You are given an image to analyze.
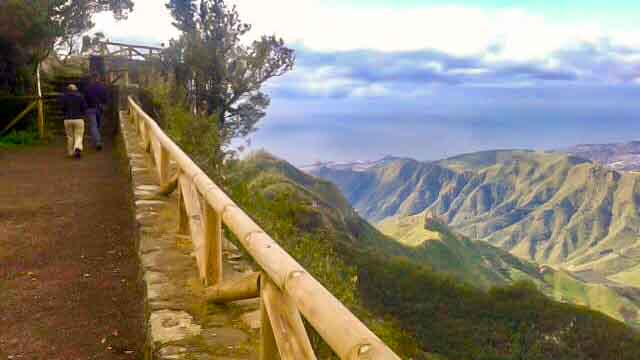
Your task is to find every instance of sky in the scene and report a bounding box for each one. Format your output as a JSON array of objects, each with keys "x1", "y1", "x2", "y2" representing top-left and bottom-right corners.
[{"x1": 93, "y1": 0, "x2": 640, "y2": 165}]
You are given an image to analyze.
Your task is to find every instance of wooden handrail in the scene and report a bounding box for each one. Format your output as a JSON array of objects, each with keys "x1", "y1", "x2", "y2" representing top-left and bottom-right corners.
[
  {"x1": 104, "y1": 41, "x2": 163, "y2": 51},
  {"x1": 127, "y1": 97, "x2": 401, "y2": 360}
]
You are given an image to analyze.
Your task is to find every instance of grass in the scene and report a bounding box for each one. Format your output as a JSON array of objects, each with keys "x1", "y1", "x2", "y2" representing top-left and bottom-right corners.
[
  {"x1": 0, "y1": 129, "x2": 40, "y2": 149},
  {"x1": 377, "y1": 213, "x2": 441, "y2": 246},
  {"x1": 544, "y1": 269, "x2": 640, "y2": 325},
  {"x1": 609, "y1": 265, "x2": 640, "y2": 288}
]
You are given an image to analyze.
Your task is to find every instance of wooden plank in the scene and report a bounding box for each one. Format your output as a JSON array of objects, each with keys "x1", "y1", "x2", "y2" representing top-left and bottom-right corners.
[
  {"x1": 203, "y1": 197, "x2": 223, "y2": 285},
  {"x1": 159, "y1": 146, "x2": 170, "y2": 186},
  {"x1": 206, "y1": 272, "x2": 259, "y2": 303},
  {"x1": 104, "y1": 41, "x2": 163, "y2": 51},
  {"x1": 261, "y1": 276, "x2": 317, "y2": 360},
  {"x1": 37, "y1": 98, "x2": 45, "y2": 139},
  {"x1": 260, "y1": 274, "x2": 280, "y2": 360},
  {"x1": 179, "y1": 175, "x2": 207, "y2": 281},
  {"x1": 1, "y1": 101, "x2": 37, "y2": 135},
  {"x1": 159, "y1": 172, "x2": 179, "y2": 196},
  {"x1": 150, "y1": 136, "x2": 163, "y2": 179},
  {"x1": 177, "y1": 172, "x2": 190, "y2": 235},
  {"x1": 36, "y1": 63, "x2": 44, "y2": 139}
]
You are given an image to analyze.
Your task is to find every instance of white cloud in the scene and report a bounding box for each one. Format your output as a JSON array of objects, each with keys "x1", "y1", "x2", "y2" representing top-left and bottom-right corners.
[
  {"x1": 230, "y1": 0, "x2": 640, "y2": 61},
  {"x1": 92, "y1": 0, "x2": 179, "y2": 46},
  {"x1": 350, "y1": 83, "x2": 389, "y2": 97},
  {"x1": 93, "y1": 0, "x2": 640, "y2": 63}
]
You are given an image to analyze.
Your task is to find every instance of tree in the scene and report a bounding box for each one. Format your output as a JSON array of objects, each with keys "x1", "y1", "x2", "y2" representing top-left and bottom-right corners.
[
  {"x1": 166, "y1": 0, "x2": 196, "y2": 33},
  {"x1": 81, "y1": 32, "x2": 107, "y2": 55},
  {"x1": 0, "y1": 0, "x2": 134, "y2": 93},
  {"x1": 0, "y1": 1, "x2": 51, "y2": 94},
  {"x1": 47, "y1": 0, "x2": 135, "y2": 61},
  {"x1": 165, "y1": 0, "x2": 295, "y2": 146}
]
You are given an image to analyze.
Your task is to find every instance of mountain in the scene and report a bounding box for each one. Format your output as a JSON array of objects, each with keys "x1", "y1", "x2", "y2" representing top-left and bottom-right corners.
[
  {"x1": 232, "y1": 151, "x2": 541, "y2": 289},
  {"x1": 299, "y1": 155, "x2": 404, "y2": 173},
  {"x1": 558, "y1": 141, "x2": 640, "y2": 172},
  {"x1": 226, "y1": 151, "x2": 640, "y2": 359},
  {"x1": 308, "y1": 150, "x2": 640, "y2": 309}
]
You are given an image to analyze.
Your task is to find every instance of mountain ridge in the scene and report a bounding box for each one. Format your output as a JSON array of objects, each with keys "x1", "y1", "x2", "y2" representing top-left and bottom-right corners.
[
  {"x1": 229, "y1": 151, "x2": 640, "y2": 358},
  {"x1": 307, "y1": 148, "x2": 640, "y2": 295}
]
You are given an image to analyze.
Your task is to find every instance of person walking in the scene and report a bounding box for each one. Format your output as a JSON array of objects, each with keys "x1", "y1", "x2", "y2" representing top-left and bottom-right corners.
[
  {"x1": 85, "y1": 73, "x2": 109, "y2": 150},
  {"x1": 61, "y1": 84, "x2": 88, "y2": 159}
]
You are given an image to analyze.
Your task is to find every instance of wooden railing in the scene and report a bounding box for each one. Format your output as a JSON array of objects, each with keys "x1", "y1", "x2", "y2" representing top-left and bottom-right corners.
[
  {"x1": 0, "y1": 96, "x2": 45, "y2": 139},
  {"x1": 127, "y1": 97, "x2": 402, "y2": 360}
]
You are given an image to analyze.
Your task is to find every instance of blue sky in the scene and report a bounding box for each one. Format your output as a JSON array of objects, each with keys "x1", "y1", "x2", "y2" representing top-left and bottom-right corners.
[{"x1": 94, "y1": 0, "x2": 640, "y2": 165}]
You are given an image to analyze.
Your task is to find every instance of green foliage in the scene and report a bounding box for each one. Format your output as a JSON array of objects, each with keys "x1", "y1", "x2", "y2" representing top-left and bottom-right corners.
[
  {"x1": 80, "y1": 32, "x2": 106, "y2": 55},
  {"x1": 0, "y1": 0, "x2": 133, "y2": 94},
  {"x1": 166, "y1": 0, "x2": 197, "y2": 32},
  {"x1": 165, "y1": 0, "x2": 295, "y2": 147},
  {"x1": 0, "y1": 128, "x2": 40, "y2": 148},
  {"x1": 146, "y1": 82, "x2": 224, "y2": 181},
  {"x1": 358, "y1": 254, "x2": 640, "y2": 360}
]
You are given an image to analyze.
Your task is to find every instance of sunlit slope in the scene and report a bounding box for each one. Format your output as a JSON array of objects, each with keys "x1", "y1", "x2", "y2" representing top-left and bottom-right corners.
[
  {"x1": 310, "y1": 150, "x2": 640, "y2": 283},
  {"x1": 377, "y1": 211, "x2": 640, "y2": 325},
  {"x1": 378, "y1": 213, "x2": 546, "y2": 289},
  {"x1": 543, "y1": 269, "x2": 640, "y2": 327}
]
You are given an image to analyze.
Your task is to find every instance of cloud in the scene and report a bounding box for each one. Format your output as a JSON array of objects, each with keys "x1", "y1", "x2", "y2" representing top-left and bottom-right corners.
[
  {"x1": 91, "y1": 0, "x2": 640, "y2": 98},
  {"x1": 94, "y1": 1, "x2": 640, "y2": 58},
  {"x1": 265, "y1": 42, "x2": 640, "y2": 100},
  {"x1": 231, "y1": 0, "x2": 640, "y2": 59},
  {"x1": 92, "y1": 0, "x2": 179, "y2": 46}
]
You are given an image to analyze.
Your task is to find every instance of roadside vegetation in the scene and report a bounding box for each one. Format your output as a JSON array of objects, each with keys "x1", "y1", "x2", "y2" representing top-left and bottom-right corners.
[{"x1": 0, "y1": 128, "x2": 40, "y2": 149}]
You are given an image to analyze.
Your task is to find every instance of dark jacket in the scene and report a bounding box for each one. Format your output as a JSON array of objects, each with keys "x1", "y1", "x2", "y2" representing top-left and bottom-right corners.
[
  {"x1": 61, "y1": 92, "x2": 88, "y2": 119},
  {"x1": 85, "y1": 82, "x2": 109, "y2": 109}
]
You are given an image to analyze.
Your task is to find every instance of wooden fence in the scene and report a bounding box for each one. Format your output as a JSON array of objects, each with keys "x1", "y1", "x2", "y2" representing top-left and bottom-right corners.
[
  {"x1": 0, "y1": 96, "x2": 45, "y2": 138},
  {"x1": 127, "y1": 97, "x2": 402, "y2": 360}
]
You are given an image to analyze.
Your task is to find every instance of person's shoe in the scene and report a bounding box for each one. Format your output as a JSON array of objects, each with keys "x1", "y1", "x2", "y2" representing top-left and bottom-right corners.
[
  {"x1": 74, "y1": 149, "x2": 82, "y2": 159},
  {"x1": 96, "y1": 144, "x2": 103, "y2": 151}
]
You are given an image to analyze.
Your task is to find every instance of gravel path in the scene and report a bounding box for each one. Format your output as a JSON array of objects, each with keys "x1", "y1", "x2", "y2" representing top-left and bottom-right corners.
[{"x1": 0, "y1": 130, "x2": 144, "y2": 359}]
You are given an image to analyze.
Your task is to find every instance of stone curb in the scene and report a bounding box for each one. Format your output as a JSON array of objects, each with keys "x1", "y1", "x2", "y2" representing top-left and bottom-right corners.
[{"x1": 118, "y1": 111, "x2": 259, "y2": 360}]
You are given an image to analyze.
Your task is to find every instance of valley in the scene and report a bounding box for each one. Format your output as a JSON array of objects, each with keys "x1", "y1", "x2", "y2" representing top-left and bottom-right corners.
[
  {"x1": 230, "y1": 151, "x2": 640, "y2": 359},
  {"x1": 305, "y1": 147, "x2": 640, "y2": 326}
]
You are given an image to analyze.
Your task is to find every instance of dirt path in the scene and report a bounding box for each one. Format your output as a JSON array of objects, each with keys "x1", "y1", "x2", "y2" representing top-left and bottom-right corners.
[{"x1": 0, "y1": 130, "x2": 144, "y2": 359}]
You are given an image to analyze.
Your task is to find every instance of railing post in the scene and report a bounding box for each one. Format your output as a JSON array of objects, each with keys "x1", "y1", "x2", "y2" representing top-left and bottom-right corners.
[
  {"x1": 203, "y1": 199, "x2": 223, "y2": 286},
  {"x1": 141, "y1": 122, "x2": 150, "y2": 152},
  {"x1": 177, "y1": 172, "x2": 190, "y2": 235},
  {"x1": 36, "y1": 62, "x2": 45, "y2": 139},
  {"x1": 260, "y1": 274, "x2": 280, "y2": 360},
  {"x1": 159, "y1": 146, "x2": 170, "y2": 186},
  {"x1": 260, "y1": 275, "x2": 317, "y2": 360},
  {"x1": 37, "y1": 97, "x2": 45, "y2": 139},
  {"x1": 128, "y1": 101, "x2": 134, "y2": 122}
]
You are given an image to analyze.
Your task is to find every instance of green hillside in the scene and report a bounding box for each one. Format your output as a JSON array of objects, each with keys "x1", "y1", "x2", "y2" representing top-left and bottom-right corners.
[
  {"x1": 310, "y1": 150, "x2": 640, "y2": 292},
  {"x1": 377, "y1": 211, "x2": 640, "y2": 325},
  {"x1": 224, "y1": 151, "x2": 640, "y2": 359},
  {"x1": 378, "y1": 213, "x2": 544, "y2": 289}
]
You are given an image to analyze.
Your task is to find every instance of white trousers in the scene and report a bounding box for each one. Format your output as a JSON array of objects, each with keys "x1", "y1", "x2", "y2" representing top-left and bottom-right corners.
[{"x1": 64, "y1": 119, "x2": 85, "y2": 156}]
